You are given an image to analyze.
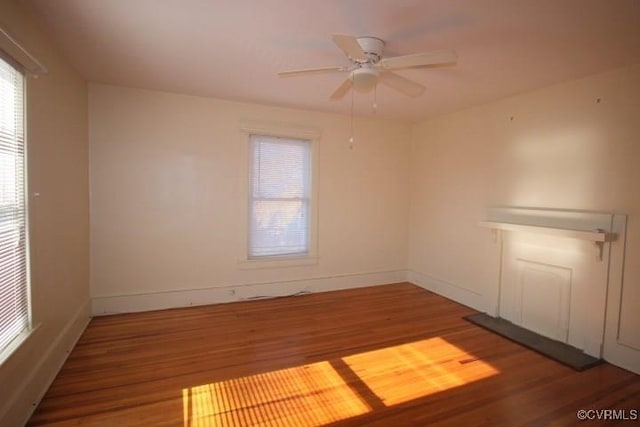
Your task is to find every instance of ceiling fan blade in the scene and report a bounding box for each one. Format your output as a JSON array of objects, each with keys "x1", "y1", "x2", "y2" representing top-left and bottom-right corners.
[
  {"x1": 380, "y1": 71, "x2": 425, "y2": 97},
  {"x1": 379, "y1": 49, "x2": 457, "y2": 70},
  {"x1": 278, "y1": 65, "x2": 347, "y2": 77},
  {"x1": 330, "y1": 78, "x2": 352, "y2": 100},
  {"x1": 332, "y1": 34, "x2": 367, "y2": 61}
]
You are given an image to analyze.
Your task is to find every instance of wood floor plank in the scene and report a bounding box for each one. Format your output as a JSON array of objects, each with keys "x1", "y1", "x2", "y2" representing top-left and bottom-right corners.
[{"x1": 28, "y1": 283, "x2": 640, "y2": 426}]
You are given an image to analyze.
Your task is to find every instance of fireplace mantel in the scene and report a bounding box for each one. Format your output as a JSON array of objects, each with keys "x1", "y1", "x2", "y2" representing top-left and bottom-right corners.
[
  {"x1": 478, "y1": 220, "x2": 616, "y2": 243},
  {"x1": 479, "y1": 208, "x2": 619, "y2": 260}
]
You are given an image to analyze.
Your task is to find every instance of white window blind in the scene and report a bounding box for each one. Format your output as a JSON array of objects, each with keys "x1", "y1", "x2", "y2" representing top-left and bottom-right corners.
[
  {"x1": 0, "y1": 56, "x2": 29, "y2": 355},
  {"x1": 249, "y1": 135, "x2": 311, "y2": 258}
]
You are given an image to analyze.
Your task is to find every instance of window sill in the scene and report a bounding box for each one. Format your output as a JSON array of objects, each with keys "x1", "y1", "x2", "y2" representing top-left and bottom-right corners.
[
  {"x1": 238, "y1": 255, "x2": 318, "y2": 270},
  {"x1": 0, "y1": 323, "x2": 41, "y2": 367}
]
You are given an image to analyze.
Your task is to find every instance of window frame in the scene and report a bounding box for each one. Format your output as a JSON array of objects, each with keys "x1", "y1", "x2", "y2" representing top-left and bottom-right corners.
[
  {"x1": 248, "y1": 135, "x2": 311, "y2": 259},
  {"x1": 0, "y1": 52, "x2": 33, "y2": 364},
  {"x1": 238, "y1": 121, "x2": 319, "y2": 269}
]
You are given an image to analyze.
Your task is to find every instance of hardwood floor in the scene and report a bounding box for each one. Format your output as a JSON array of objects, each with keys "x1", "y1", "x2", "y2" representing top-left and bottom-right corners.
[{"x1": 28, "y1": 283, "x2": 639, "y2": 426}]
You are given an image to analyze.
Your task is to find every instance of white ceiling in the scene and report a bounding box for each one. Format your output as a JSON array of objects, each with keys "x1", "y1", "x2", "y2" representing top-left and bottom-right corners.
[{"x1": 25, "y1": 0, "x2": 640, "y2": 121}]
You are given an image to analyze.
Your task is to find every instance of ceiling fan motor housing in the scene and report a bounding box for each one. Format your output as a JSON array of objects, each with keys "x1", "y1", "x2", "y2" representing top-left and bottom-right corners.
[
  {"x1": 349, "y1": 37, "x2": 385, "y2": 92},
  {"x1": 356, "y1": 37, "x2": 385, "y2": 63}
]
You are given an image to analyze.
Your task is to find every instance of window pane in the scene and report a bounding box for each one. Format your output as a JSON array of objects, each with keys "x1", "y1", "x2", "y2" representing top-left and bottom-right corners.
[
  {"x1": 250, "y1": 200, "x2": 309, "y2": 258},
  {"x1": 251, "y1": 137, "x2": 309, "y2": 199}
]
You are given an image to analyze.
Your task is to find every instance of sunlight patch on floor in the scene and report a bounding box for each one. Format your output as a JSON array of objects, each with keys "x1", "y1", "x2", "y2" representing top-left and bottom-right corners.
[
  {"x1": 182, "y1": 360, "x2": 370, "y2": 427},
  {"x1": 343, "y1": 336, "x2": 500, "y2": 406},
  {"x1": 182, "y1": 337, "x2": 499, "y2": 426}
]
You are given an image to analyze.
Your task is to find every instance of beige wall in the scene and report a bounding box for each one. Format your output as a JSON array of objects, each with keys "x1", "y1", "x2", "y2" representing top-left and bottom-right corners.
[
  {"x1": 89, "y1": 84, "x2": 410, "y2": 312},
  {"x1": 3, "y1": 4, "x2": 637, "y2": 421},
  {"x1": 409, "y1": 64, "x2": 640, "y2": 354},
  {"x1": 0, "y1": 1, "x2": 90, "y2": 426}
]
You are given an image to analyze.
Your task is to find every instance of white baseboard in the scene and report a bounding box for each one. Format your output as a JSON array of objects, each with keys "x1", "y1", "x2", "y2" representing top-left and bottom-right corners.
[
  {"x1": 0, "y1": 298, "x2": 91, "y2": 427},
  {"x1": 407, "y1": 269, "x2": 486, "y2": 312},
  {"x1": 92, "y1": 270, "x2": 408, "y2": 316}
]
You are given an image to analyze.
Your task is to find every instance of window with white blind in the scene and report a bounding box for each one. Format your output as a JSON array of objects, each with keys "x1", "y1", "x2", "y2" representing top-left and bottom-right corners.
[
  {"x1": 249, "y1": 135, "x2": 311, "y2": 258},
  {"x1": 0, "y1": 56, "x2": 29, "y2": 357}
]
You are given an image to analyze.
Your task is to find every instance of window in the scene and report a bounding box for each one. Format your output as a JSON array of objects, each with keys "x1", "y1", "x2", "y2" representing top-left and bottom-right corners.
[
  {"x1": 249, "y1": 135, "x2": 311, "y2": 258},
  {"x1": 0, "y1": 56, "x2": 29, "y2": 357}
]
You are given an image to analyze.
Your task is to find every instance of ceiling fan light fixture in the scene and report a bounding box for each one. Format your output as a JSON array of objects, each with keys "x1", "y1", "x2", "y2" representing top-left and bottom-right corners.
[
  {"x1": 278, "y1": 34, "x2": 457, "y2": 100},
  {"x1": 350, "y1": 68, "x2": 378, "y2": 93}
]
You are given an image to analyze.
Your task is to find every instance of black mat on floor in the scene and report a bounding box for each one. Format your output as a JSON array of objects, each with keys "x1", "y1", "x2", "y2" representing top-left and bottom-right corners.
[{"x1": 463, "y1": 313, "x2": 602, "y2": 371}]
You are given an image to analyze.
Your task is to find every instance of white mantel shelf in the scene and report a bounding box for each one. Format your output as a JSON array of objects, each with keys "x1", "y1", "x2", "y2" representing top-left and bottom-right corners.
[{"x1": 478, "y1": 221, "x2": 617, "y2": 243}]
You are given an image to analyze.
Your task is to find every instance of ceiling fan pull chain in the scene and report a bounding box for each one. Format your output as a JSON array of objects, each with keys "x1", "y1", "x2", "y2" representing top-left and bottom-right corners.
[
  {"x1": 349, "y1": 88, "x2": 355, "y2": 150},
  {"x1": 373, "y1": 84, "x2": 378, "y2": 113}
]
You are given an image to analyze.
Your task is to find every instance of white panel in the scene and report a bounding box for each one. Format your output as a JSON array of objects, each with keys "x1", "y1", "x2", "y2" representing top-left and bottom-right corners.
[
  {"x1": 617, "y1": 217, "x2": 640, "y2": 350},
  {"x1": 603, "y1": 215, "x2": 640, "y2": 373},
  {"x1": 517, "y1": 261, "x2": 571, "y2": 342}
]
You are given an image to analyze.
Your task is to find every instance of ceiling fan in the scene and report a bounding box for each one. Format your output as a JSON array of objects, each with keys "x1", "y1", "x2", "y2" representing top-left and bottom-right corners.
[{"x1": 278, "y1": 34, "x2": 457, "y2": 100}]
